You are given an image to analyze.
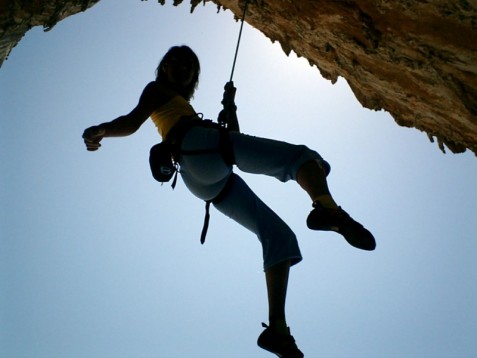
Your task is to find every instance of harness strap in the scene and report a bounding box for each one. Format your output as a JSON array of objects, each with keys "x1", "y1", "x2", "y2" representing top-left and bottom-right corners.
[
  {"x1": 200, "y1": 201, "x2": 211, "y2": 245},
  {"x1": 165, "y1": 118, "x2": 236, "y2": 244},
  {"x1": 200, "y1": 174, "x2": 236, "y2": 244}
]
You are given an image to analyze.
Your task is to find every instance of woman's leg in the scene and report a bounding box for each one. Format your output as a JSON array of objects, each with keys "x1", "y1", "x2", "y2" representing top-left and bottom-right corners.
[
  {"x1": 213, "y1": 174, "x2": 302, "y2": 270},
  {"x1": 229, "y1": 131, "x2": 338, "y2": 207},
  {"x1": 260, "y1": 259, "x2": 304, "y2": 357},
  {"x1": 213, "y1": 175, "x2": 303, "y2": 356},
  {"x1": 266, "y1": 260, "x2": 290, "y2": 331},
  {"x1": 296, "y1": 159, "x2": 338, "y2": 209},
  {"x1": 229, "y1": 132, "x2": 324, "y2": 183},
  {"x1": 229, "y1": 131, "x2": 375, "y2": 251},
  {"x1": 181, "y1": 127, "x2": 332, "y2": 205}
]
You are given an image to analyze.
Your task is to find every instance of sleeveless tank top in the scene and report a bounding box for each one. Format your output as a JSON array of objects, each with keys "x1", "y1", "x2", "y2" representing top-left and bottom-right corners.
[{"x1": 150, "y1": 95, "x2": 197, "y2": 139}]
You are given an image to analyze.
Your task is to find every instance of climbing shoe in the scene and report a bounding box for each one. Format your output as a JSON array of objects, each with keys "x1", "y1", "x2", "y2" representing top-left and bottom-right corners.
[
  {"x1": 257, "y1": 323, "x2": 304, "y2": 358},
  {"x1": 307, "y1": 203, "x2": 376, "y2": 251}
]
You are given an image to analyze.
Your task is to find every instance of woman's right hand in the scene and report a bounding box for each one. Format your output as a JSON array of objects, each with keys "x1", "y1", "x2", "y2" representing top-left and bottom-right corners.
[
  {"x1": 81, "y1": 81, "x2": 165, "y2": 151},
  {"x1": 82, "y1": 125, "x2": 106, "y2": 151}
]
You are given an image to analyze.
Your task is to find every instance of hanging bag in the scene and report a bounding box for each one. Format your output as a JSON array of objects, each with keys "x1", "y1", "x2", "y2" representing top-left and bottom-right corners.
[{"x1": 149, "y1": 141, "x2": 176, "y2": 183}]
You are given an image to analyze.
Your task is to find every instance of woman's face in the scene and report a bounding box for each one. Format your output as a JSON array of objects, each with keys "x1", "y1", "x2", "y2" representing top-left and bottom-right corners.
[{"x1": 162, "y1": 53, "x2": 197, "y2": 89}]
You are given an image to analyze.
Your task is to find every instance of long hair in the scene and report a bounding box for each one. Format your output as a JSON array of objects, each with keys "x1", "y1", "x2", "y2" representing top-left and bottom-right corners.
[{"x1": 155, "y1": 45, "x2": 200, "y2": 100}]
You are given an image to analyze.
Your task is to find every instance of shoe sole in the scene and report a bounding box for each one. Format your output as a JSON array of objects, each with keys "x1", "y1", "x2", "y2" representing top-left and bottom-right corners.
[{"x1": 307, "y1": 210, "x2": 376, "y2": 251}]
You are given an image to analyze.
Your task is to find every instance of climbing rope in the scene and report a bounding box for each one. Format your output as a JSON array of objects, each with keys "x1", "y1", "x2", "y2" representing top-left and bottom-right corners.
[{"x1": 229, "y1": 0, "x2": 251, "y2": 82}]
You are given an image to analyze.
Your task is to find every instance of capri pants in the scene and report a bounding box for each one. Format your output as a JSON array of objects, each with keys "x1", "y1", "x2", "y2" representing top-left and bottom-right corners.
[{"x1": 178, "y1": 125, "x2": 325, "y2": 271}]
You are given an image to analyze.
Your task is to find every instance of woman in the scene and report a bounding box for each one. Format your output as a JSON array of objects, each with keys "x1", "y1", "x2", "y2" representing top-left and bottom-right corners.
[{"x1": 83, "y1": 45, "x2": 375, "y2": 357}]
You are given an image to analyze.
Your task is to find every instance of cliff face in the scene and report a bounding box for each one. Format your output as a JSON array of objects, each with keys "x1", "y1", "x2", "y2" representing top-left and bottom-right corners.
[
  {"x1": 0, "y1": 0, "x2": 100, "y2": 65},
  {"x1": 1, "y1": 0, "x2": 476, "y2": 155},
  {"x1": 210, "y1": 0, "x2": 477, "y2": 155}
]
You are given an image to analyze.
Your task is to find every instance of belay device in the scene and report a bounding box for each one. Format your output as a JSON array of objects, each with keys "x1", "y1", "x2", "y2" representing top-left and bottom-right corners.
[{"x1": 149, "y1": 0, "x2": 252, "y2": 243}]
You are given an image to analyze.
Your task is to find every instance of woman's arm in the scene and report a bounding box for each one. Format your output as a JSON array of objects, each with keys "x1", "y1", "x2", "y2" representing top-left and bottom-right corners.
[
  {"x1": 226, "y1": 110, "x2": 240, "y2": 133},
  {"x1": 83, "y1": 82, "x2": 168, "y2": 151},
  {"x1": 218, "y1": 81, "x2": 240, "y2": 133}
]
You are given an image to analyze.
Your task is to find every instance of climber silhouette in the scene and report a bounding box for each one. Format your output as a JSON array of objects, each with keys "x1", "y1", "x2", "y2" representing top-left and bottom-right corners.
[{"x1": 82, "y1": 45, "x2": 376, "y2": 357}]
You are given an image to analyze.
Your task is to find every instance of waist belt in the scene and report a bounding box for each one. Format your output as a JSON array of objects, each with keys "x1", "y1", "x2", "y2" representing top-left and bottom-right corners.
[{"x1": 166, "y1": 117, "x2": 235, "y2": 166}]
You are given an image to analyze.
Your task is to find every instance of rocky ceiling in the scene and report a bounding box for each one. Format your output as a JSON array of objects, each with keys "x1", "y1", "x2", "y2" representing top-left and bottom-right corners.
[{"x1": 1, "y1": 0, "x2": 476, "y2": 155}]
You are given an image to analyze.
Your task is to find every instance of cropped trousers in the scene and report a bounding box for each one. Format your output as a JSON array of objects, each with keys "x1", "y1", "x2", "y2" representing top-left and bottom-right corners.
[{"x1": 178, "y1": 125, "x2": 325, "y2": 271}]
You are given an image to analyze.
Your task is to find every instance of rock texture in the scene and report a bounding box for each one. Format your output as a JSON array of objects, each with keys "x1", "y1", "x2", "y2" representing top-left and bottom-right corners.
[
  {"x1": 1, "y1": 0, "x2": 477, "y2": 155},
  {"x1": 0, "y1": 0, "x2": 100, "y2": 67}
]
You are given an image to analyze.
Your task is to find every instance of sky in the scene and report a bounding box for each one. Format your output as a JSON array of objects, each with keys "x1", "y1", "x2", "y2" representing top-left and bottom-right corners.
[{"x1": 1, "y1": 1, "x2": 476, "y2": 357}]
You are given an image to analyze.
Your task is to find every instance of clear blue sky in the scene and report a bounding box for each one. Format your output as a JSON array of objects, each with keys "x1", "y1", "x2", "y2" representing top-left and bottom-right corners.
[{"x1": 1, "y1": 1, "x2": 476, "y2": 357}]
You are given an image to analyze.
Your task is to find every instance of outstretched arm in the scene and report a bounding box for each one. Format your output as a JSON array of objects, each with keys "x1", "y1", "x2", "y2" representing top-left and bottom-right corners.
[{"x1": 83, "y1": 82, "x2": 167, "y2": 151}]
